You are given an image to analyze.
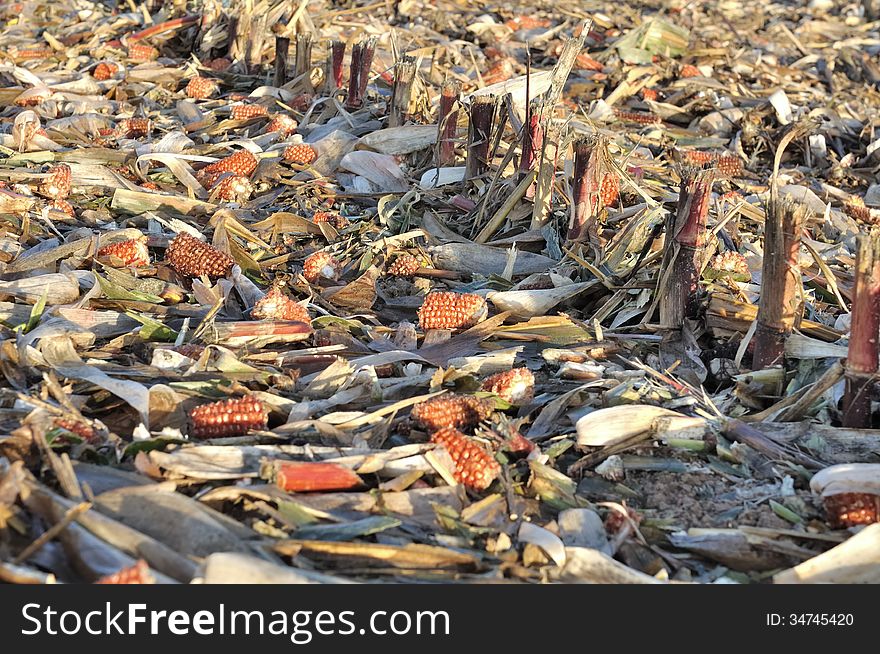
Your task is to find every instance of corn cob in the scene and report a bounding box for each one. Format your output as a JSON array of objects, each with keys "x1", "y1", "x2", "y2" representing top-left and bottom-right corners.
[
  {"x1": 682, "y1": 150, "x2": 742, "y2": 177},
  {"x1": 705, "y1": 250, "x2": 750, "y2": 281},
  {"x1": 127, "y1": 42, "x2": 158, "y2": 62},
  {"x1": 823, "y1": 493, "x2": 879, "y2": 529},
  {"x1": 302, "y1": 251, "x2": 340, "y2": 283},
  {"x1": 53, "y1": 417, "x2": 97, "y2": 443},
  {"x1": 265, "y1": 114, "x2": 298, "y2": 136},
  {"x1": 291, "y1": 93, "x2": 314, "y2": 112},
  {"x1": 480, "y1": 416, "x2": 535, "y2": 455},
  {"x1": 431, "y1": 427, "x2": 500, "y2": 490},
  {"x1": 230, "y1": 103, "x2": 269, "y2": 120},
  {"x1": 14, "y1": 88, "x2": 49, "y2": 107},
  {"x1": 640, "y1": 88, "x2": 659, "y2": 101},
  {"x1": 480, "y1": 368, "x2": 535, "y2": 405},
  {"x1": 189, "y1": 396, "x2": 268, "y2": 438},
  {"x1": 173, "y1": 343, "x2": 206, "y2": 360},
  {"x1": 613, "y1": 109, "x2": 661, "y2": 125},
  {"x1": 185, "y1": 76, "x2": 218, "y2": 100},
  {"x1": 212, "y1": 175, "x2": 253, "y2": 202},
  {"x1": 483, "y1": 58, "x2": 515, "y2": 85},
  {"x1": 843, "y1": 197, "x2": 880, "y2": 225},
  {"x1": 811, "y1": 463, "x2": 880, "y2": 529},
  {"x1": 92, "y1": 62, "x2": 119, "y2": 80},
  {"x1": 116, "y1": 117, "x2": 151, "y2": 139},
  {"x1": 37, "y1": 163, "x2": 71, "y2": 200},
  {"x1": 574, "y1": 53, "x2": 603, "y2": 71},
  {"x1": 251, "y1": 286, "x2": 311, "y2": 323},
  {"x1": 166, "y1": 232, "x2": 234, "y2": 279},
  {"x1": 283, "y1": 143, "x2": 318, "y2": 165},
  {"x1": 604, "y1": 505, "x2": 642, "y2": 535},
  {"x1": 206, "y1": 57, "x2": 231, "y2": 72},
  {"x1": 504, "y1": 16, "x2": 551, "y2": 30},
  {"x1": 417, "y1": 291, "x2": 488, "y2": 330},
  {"x1": 196, "y1": 150, "x2": 258, "y2": 186},
  {"x1": 312, "y1": 211, "x2": 347, "y2": 229},
  {"x1": 410, "y1": 394, "x2": 494, "y2": 433},
  {"x1": 679, "y1": 64, "x2": 702, "y2": 78},
  {"x1": 271, "y1": 461, "x2": 364, "y2": 492},
  {"x1": 95, "y1": 560, "x2": 155, "y2": 585},
  {"x1": 16, "y1": 48, "x2": 53, "y2": 60},
  {"x1": 49, "y1": 199, "x2": 75, "y2": 218},
  {"x1": 387, "y1": 253, "x2": 421, "y2": 277},
  {"x1": 97, "y1": 237, "x2": 150, "y2": 267}
]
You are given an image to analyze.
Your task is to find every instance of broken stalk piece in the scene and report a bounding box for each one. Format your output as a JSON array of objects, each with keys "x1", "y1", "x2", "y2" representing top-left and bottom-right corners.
[
  {"x1": 389, "y1": 54, "x2": 417, "y2": 128},
  {"x1": 752, "y1": 197, "x2": 806, "y2": 369},
  {"x1": 437, "y1": 80, "x2": 460, "y2": 167},
  {"x1": 842, "y1": 231, "x2": 880, "y2": 428},
  {"x1": 346, "y1": 37, "x2": 377, "y2": 110},
  {"x1": 273, "y1": 35, "x2": 289, "y2": 87},
  {"x1": 465, "y1": 94, "x2": 497, "y2": 179},
  {"x1": 326, "y1": 40, "x2": 346, "y2": 94},
  {"x1": 295, "y1": 33, "x2": 313, "y2": 93}
]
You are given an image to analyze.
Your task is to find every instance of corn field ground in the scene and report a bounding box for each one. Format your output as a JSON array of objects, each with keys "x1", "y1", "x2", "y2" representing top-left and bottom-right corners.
[{"x1": 0, "y1": 0, "x2": 878, "y2": 585}]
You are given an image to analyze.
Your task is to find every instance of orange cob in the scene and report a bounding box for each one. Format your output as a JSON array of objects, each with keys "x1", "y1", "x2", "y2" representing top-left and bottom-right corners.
[
  {"x1": 290, "y1": 93, "x2": 314, "y2": 112},
  {"x1": 231, "y1": 103, "x2": 269, "y2": 120},
  {"x1": 387, "y1": 253, "x2": 421, "y2": 277},
  {"x1": 92, "y1": 62, "x2": 119, "y2": 80},
  {"x1": 417, "y1": 291, "x2": 488, "y2": 330},
  {"x1": 127, "y1": 42, "x2": 158, "y2": 62},
  {"x1": 265, "y1": 114, "x2": 298, "y2": 136},
  {"x1": 679, "y1": 64, "x2": 702, "y2": 78},
  {"x1": 97, "y1": 238, "x2": 150, "y2": 267},
  {"x1": 283, "y1": 143, "x2": 318, "y2": 165},
  {"x1": 823, "y1": 493, "x2": 879, "y2": 529},
  {"x1": 312, "y1": 211, "x2": 347, "y2": 229},
  {"x1": 574, "y1": 53, "x2": 603, "y2": 71},
  {"x1": 505, "y1": 16, "x2": 551, "y2": 30},
  {"x1": 640, "y1": 88, "x2": 659, "y2": 102},
  {"x1": 843, "y1": 197, "x2": 880, "y2": 225},
  {"x1": 212, "y1": 175, "x2": 253, "y2": 202},
  {"x1": 251, "y1": 286, "x2": 311, "y2": 323},
  {"x1": 116, "y1": 117, "x2": 151, "y2": 139},
  {"x1": 196, "y1": 150, "x2": 258, "y2": 186},
  {"x1": 185, "y1": 76, "x2": 218, "y2": 99},
  {"x1": 482, "y1": 59, "x2": 515, "y2": 85},
  {"x1": 410, "y1": 394, "x2": 494, "y2": 433},
  {"x1": 682, "y1": 150, "x2": 742, "y2": 177},
  {"x1": 706, "y1": 251, "x2": 750, "y2": 281},
  {"x1": 431, "y1": 427, "x2": 501, "y2": 490},
  {"x1": 37, "y1": 163, "x2": 71, "y2": 200},
  {"x1": 95, "y1": 560, "x2": 155, "y2": 585},
  {"x1": 166, "y1": 232, "x2": 234, "y2": 279},
  {"x1": 16, "y1": 48, "x2": 53, "y2": 60},
  {"x1": 480, "y1": 368, "x2": 535, "y2": 405},
  {"x1": 189, "y1": 396, "x2": 268, "y2": 438},
  {"x1": 614, "y1": 109, "x2": 661, "y2": 125},
  {"x1": 53, "y1": 417, "x2": 97, "y2": 443},
  {"x1": 49, "y1": 199, "x2": 75, "y2": 218},
  {"x1": 302, "y1": 251, "x2": 340, "y2": 283},
  {"x1": 272, "y1": 461, "x2": 363, "y2": 492}
]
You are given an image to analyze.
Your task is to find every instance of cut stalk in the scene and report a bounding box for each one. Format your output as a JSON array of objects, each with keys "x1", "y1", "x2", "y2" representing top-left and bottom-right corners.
[
  {"x1": 566, "y1": 134, "x2": 617, "y2": 243},
  {"x1": 659, "y1": 166, "x2": 714, "y2": 332},
  {"x1": 389, "y1": 55, "x2": 417, "y2": 127},
  {"x1": 841, "y1": 232, "x2": 880, "y2": 428},
  {"x1": 437, "y1": 80, "x2": 460, "y2": 166},
  {"x1": 346, "y1": 37, "x2": 377, "y2": 110},
  {"x1": 273, "y1": 35, "x2": 290, "y2": 87},
  {"x1": 325, "y1": 40, "x2": 346, "y2": 93},
  {"x1": 465, "y1": 94, "x2": 497, "y2": 179},
  {"x1": 752, "y1": 197, "x2": 806, "y2": 369},
  {"x1": 295, "y1": 33, "x2": 313, "y2": 93}
]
